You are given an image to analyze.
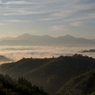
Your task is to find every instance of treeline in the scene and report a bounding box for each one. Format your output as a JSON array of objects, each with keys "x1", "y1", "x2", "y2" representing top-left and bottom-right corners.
[{"x1": 0, "y1": 74, "x2": 49, "y2": 95}]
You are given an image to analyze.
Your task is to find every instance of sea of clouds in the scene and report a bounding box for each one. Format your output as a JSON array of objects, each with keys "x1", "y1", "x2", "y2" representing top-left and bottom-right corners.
[{"x1": 0, "y1": 46, "x2": 95, "y2": 64}]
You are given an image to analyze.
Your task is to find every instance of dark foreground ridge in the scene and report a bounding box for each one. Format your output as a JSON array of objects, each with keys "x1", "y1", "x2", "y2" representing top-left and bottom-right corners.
[
  {"x1": 0, "y1": 54, "x2": 95, "y2": 95},
  {"x1": 0, "y1": 74, "x2": 49, "y2": 95}
]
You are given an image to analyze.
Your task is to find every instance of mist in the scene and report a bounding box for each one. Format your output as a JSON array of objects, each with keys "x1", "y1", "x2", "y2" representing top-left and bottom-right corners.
[{"x1": 0, "y1": 46, "x2": 95, "y2": 64}]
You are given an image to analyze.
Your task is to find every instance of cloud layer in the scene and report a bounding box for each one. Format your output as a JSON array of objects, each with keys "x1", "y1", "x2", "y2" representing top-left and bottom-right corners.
[{"x1": 0, "y1": 46, "x2": 95, "y2": 63}]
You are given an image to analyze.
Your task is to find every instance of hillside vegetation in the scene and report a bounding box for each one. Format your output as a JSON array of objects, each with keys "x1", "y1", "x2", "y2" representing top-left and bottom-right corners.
[
  {"x1": 0, "y1": 74, "x2": 48, "y2": 95},
  {"x1": 0, "y1": 54, "x2": 95, "y2": 95},
  {"x1": 56, "y1": 69, "x2": 95, "y2": 95}
]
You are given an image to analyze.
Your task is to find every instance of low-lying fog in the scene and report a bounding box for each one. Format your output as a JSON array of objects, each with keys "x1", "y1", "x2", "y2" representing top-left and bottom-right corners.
[{"x1": 0, "y1": 46, "x2": 95, "y2": 64}]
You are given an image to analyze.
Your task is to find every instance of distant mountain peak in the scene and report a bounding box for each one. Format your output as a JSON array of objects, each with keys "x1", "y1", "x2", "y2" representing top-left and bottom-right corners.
[
  {"x1": 43, "y1": 35, "x2": 50, "y2": 37},
  {"x1": 43, "y1": 35, "x2": 52, "y2": 38},
  {"x1": 64, "y1": 35, "x2": 75, "y2": 38},
  {"x1": 16, "y1": 33, "x2": 32, "y2": 39},
  {"x1": 0, "y1": 33, "x2": 95, "y2": 46},
  {"x1": 19, "y1": 33, "x2": 31, "y2": 37},
  {"x1": 57, "y1": 35, "x2": 76, "y2": 39}
]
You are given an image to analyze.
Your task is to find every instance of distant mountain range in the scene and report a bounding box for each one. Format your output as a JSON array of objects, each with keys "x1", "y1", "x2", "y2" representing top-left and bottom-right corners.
[
  {"x1": 0, "y1": 33, "x2": 95, "y2": 46},
  {"x1": 0, "y1": 54, "x2": 95, "y2": 95}
]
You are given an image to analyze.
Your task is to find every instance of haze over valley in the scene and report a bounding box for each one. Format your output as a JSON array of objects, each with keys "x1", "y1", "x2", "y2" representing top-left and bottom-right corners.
[{"x1": 0, "y1": 46, "x2": 95, "y2": 64}]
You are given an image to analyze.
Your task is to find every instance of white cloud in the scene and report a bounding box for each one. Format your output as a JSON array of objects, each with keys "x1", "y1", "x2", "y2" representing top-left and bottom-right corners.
[
  {"x1": 39, "y1": 17, "x2": 63, "y2": 21},
  {"x1": 70, "y1": 22, "x2": 84, "y2": 27},
  {"x1": 50, "y1": 25, "x2": 69, "y2": 32},
  {"x1": 0, "y1": 23, "x2": 6, "y2": 26},
  {"x1": 0, "y1": 0, "x2": 94, "y2": 19},
  {"x1": 5, "y1": 1, "x2": 32, "y2": 5},
  {"x1": 0, "y1": 0, "x2": 95, "y2": 36},
  {"x1": 5, "y1": 20, "x2": 32, "y2": 23}
]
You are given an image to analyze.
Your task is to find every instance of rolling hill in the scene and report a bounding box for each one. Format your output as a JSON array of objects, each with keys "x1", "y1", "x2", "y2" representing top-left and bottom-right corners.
[
  {"x1": 56, "y1": 69, "x2": 95, "y2": 95},
  {"x1": 0, "y1": 55, "x2": 12, "y2": 63},
  {"x1": 0, "y1": 55, "x2": 95, "y2": 94}
]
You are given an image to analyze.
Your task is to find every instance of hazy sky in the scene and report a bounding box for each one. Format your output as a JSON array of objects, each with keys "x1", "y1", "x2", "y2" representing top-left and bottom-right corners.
[{"x1": 0, "y1": 0, "x2": 95, "y2": 38}]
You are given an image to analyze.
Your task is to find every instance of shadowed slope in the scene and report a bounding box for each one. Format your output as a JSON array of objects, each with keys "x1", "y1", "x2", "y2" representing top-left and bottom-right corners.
[{"x1": 0, "y1": 55, "x2": 95, "y2": 94}]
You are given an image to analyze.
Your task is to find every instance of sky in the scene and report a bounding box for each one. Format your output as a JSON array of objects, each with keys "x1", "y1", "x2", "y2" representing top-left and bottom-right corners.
[{"x1": 0, "y1": 0, "x2": 95, "y2": 38}]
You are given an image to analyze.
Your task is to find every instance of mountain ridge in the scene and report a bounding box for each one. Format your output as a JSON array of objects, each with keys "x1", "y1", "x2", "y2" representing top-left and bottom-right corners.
[
  {"x1": 0, "y1": 55, "x2": 95, "y2": 95},
  {"x1": 0, "y1": 33, "x2": 95, "y2": 46}
]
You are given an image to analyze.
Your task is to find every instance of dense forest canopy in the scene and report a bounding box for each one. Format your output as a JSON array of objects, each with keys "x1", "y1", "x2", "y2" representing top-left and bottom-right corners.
[{"x1": 0, "y1": 74, "x2": 49, "y2": 95}]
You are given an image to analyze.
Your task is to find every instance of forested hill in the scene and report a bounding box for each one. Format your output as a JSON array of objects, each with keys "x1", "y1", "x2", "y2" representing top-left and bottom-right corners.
[
  {"x1": 0, "y1": 54, "x2": 95, "y2": 95},
  {"x1": 57, "y1": 69, "x2": 95, "y2": 95},
  {"x1": 0, "y1": 74, "x2": 49, "y2": 95}
]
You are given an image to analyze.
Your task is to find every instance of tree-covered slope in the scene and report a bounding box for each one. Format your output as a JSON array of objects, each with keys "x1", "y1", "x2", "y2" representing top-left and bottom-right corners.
[
  {"x1": 0, "y1": 55, "x2": 95, "y2": 95},
  {"x1": 0, "y1": 74, "x2": 49, "y2": 95},
  {"x1": 56, "y1": 69, "x2": 95, "y2": 95}
]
